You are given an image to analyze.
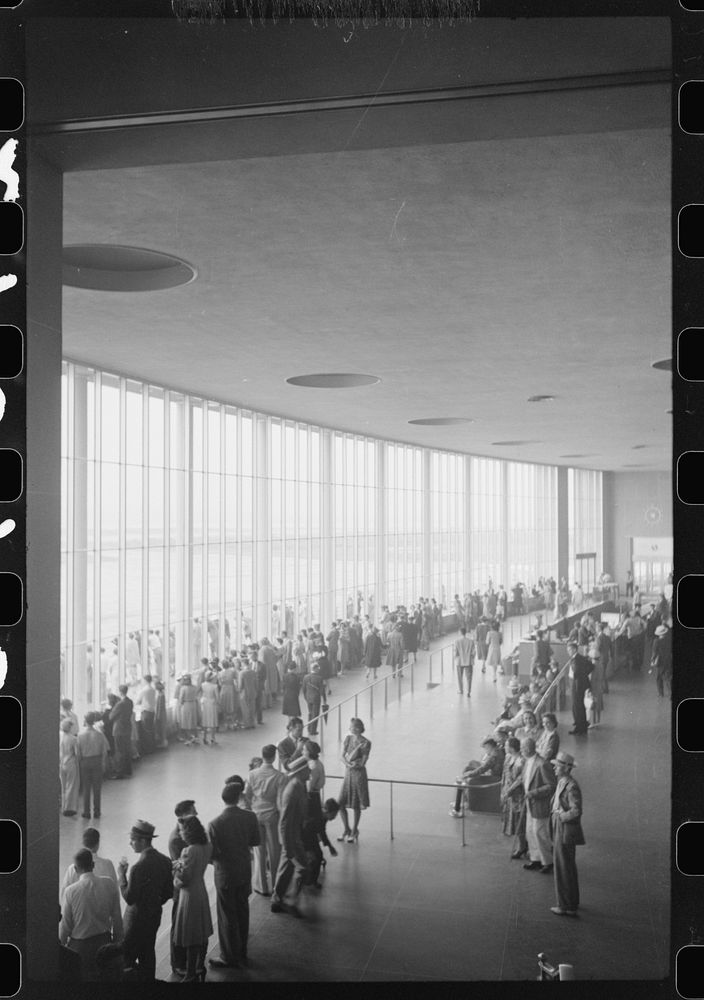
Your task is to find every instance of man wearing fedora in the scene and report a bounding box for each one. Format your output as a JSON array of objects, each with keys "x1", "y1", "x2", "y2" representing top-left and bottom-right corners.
[
  {"x1": 550, "y1": 750, "x2": 585, "y2": 917},
  {"x1": 117, "y1": 820, "x2": 173, "y2": 980},
  {"x1": 650, "y1": 623, "x2": 672, "y2": 697}
]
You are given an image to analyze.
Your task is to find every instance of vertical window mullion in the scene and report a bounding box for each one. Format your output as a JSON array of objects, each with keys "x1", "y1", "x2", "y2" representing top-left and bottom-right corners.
[
  {"x1": 94, "y1": 371, "x2": 103, "y2": 710},
  {"x1": 141, "y1": 383, "x2": 149, "y2": 679},
  {"x1": 118, "y1": 377, "x2": 127, "y2": 690}
]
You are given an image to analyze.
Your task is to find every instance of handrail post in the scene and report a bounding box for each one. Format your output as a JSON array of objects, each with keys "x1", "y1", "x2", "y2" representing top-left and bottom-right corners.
[
  {"x1": 370, "y1": 682, "x2": 373, "y2": 721},
  {"x1": 461, "y1": 805, "x2": 466, "y2": 847},
  {"x1": 411, "y1": 660, "x2": 414, "y2": 694},
  {"x1": 389, "y1": 781, "x2": 394, "y2": 841},
  {"x1": 429, "y1": 652, "x2": 433, "y2": 685},
  {"x1": 354, "y1": 694, "x2": 358, "y2": 718},
  {"x1": 338, "y1": 705, "x2": 341, "y2": 744},
  {"x1": 384, "y1": 676, "x2": 388, "y2": 710},
  {"x1": 319, "y1": 712, "x2": 324, "y2": 753}
]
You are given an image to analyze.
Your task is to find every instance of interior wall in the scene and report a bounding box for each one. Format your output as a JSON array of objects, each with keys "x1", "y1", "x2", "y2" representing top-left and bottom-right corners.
[{"x1": 603, "y1": 470, "x2": 673, "y2": 590}]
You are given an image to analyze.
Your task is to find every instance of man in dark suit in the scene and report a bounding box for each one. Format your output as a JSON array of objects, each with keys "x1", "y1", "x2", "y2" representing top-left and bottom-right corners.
[
  {"x1": 117, "y1": 820, "x2": 173, "y2": 980},
  {"x1": 567, "y1": 642, "x2": 593, "y2": 735},
  {"x1": 109, "y1": 685, "x2": 134, "y2": 778},
  {"x1": 271, "y1": 763, "x2": 309, "y2": 917},
  {"x1": 550, "y1": 750, "x2": 585, "y2": 916},
  {"x1": 208, "y1": 782, "x2": 260, "y2": 969}
]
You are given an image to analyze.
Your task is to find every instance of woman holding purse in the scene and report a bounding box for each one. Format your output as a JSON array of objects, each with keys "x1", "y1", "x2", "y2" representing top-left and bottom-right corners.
[{"x1": 337, "y1": 718, "x2": 371, "y2": 844}]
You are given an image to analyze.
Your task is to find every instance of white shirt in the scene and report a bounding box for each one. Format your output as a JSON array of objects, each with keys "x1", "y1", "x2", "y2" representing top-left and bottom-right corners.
[
  {"x1": 61, "y1": 853, "x2": 118, "y2": 904},
  {"x1": 244, "y1": 762, "x2": 288, "y2": 819},
  {"x1": 59, "y1": 872, "x2": 123, "y2": 943},
  {"x1": 136, "y1": 684, "x2": 156, "y2": 712}
]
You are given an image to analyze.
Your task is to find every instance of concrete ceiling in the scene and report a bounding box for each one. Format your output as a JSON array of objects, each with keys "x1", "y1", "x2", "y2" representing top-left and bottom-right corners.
[{"x1": 49, "y1": 18, "x2": 671, "y2": 471}]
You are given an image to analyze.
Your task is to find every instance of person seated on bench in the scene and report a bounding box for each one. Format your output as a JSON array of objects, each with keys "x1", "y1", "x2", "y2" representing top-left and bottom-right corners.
[{"x1": 449, "y1": 737, "x2": 504, "y2": 817}]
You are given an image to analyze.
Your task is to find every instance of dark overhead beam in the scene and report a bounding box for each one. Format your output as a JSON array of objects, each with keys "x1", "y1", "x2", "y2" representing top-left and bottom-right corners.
[{"x1": 30, "y1": 69, "x2": 670, "y2": 135}]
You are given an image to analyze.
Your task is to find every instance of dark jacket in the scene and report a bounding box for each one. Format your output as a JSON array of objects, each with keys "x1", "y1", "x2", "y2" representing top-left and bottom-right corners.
[
  {"x1": 551, "y1": 775, "x2": 585, "y2": 845},
  {"x1": 208, "y1": 805, "x2": 260, "y2": 886},
  {"x1": 120, "y1": 846, "x2": 173, "y2": 923},
  {"x1": 109, "y1": 696, "x2": 133, "y2": 736}
]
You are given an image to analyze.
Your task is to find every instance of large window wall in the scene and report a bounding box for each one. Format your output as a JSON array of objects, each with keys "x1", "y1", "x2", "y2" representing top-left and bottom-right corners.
[
  {"x1": 61, "y1": 360, "x2": 593, "y2": 710},
  {"x1": 506, "y1": 461, "x2": 559, "y2": 585},
  {"x1": 568, "y1": 468, "x2": 604, "y2": 594}
]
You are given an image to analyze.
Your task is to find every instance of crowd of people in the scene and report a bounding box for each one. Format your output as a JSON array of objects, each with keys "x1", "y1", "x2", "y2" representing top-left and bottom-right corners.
[
  {"x1": 58, "y1": 570, "x2": 672, "y2": 980},
  {"x1": 58, "y1": 715, "x2": 372, "y2": 983},
  {"x1": 447, "y1": 589, "x2": 673, "y2": 920}
]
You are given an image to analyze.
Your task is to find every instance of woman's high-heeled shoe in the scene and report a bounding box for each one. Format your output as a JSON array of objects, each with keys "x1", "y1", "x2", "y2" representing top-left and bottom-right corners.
[{"x1": 346, "y1": 831, "x2": 359, "y2": 843}]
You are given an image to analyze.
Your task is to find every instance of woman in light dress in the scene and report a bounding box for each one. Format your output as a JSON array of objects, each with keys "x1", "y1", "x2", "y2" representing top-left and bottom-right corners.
[
  {"x1": 485, "y1": 622, "x2": 503, "y2": 682},
  {"x1": 199, "y1": 671, "x2": 220, "y2": 744}
]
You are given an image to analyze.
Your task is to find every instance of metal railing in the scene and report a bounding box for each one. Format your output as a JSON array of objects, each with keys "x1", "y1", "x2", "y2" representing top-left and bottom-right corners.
[
  {"x1": 309, "y1": 660, "x2": 420, "y2": 755},
  {"x1": 325, "y1": 773, "x2": 501, "y2": 847}
]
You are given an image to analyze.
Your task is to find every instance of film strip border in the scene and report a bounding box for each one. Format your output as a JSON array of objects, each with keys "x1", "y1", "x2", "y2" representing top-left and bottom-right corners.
[
  {"x1": 0, "y1": 1, "x2": 24, "y2": 994},
  {"x1": 676, "y1": 7, "x2": 704, "y2": 1000}
]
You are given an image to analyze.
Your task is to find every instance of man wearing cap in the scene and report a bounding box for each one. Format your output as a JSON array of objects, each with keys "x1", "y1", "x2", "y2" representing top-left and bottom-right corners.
[
  {"x1": 567, "y1": 642, "x2": 593, "y2": 736},
  {"x1": 453, "y1": 627, "x2": 476, "y2": 697},
  {"x1": 59, "y1": 847, "x2": 124, "y2": 981},
  {"x1": 117, "y1": 820, "x2": 173, "y2": 980},
  {"x1": 650, "y1": 624, "x2": 672, "y2": 697},
  {"x1": 550, "y1": 750, "x2": 585, "y2": 916}
]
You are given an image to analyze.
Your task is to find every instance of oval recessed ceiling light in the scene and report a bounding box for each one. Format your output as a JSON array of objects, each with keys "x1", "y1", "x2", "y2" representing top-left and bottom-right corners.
[
  {"x1": 631, "y1": 445, "x2": 648, "y2": 450},
  {"x1": 408, "y1": 417, "x2": 474, "y2": 426},
  {"x1": 63, "y1": 244, "x2": 197, "y2": 292},
  {"x1": 651, "y1": 358, "x2": 671, "y2": 371},
  {"x1": 491, "y1": 440, "x2": 539, "y2": 446},
  {"x1": 286, "y1": 373, "x2": 380, "y2": 388},
  {"x1": 560, "y1": 453, "x2": 595, "y2": 458},
  {"x1": 527, "y1": 395, "x2": 556, "y2": 403}
]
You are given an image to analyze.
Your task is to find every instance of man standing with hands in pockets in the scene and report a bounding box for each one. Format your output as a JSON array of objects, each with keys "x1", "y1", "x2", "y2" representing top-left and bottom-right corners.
[
  {"x1": 453, "y1": 627, "x2": 476, "y2": 697},
  {"x1": 550, "y1": 750, "x2": 585, "y2": 917}
]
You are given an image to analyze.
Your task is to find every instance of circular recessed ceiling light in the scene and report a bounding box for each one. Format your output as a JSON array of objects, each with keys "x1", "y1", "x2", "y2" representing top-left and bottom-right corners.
[
  {"x1": 491, "y1": 440, "x2": 538, "y2": 446},
  {"x1": 527, "y1": 395, "x2": 556, "y2": 403},
  {"x1": 286, "y1": 373, "x2": 380, "y2": 388},
  {"x1": 651, "y1": 358, "x2": 671, "y2": 371},
  {"x1": 408, "y1": 417, "x2": 474, "y2": 426},
  {"x1": 63, "y1": 244, "x2": 197, "y2": 292}
]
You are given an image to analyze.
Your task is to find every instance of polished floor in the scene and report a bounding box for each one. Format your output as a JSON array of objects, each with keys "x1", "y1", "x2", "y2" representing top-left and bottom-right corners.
[{"x1": 59, "y1": 616, "x2": 670, "y2": 983}]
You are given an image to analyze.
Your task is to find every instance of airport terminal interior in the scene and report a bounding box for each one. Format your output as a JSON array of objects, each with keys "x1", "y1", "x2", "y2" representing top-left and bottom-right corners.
[{"x1": 24, "y1": 12, "x2": 673, "y2": 985}]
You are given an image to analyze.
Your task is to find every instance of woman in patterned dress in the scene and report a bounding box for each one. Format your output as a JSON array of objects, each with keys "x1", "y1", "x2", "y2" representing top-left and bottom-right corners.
[
  {"x1": 337, "y1": 718, "x2": 371, "y2": 843},
  {"x1": 172, "y1": 816, "x2": 213, "y2": 983}
]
